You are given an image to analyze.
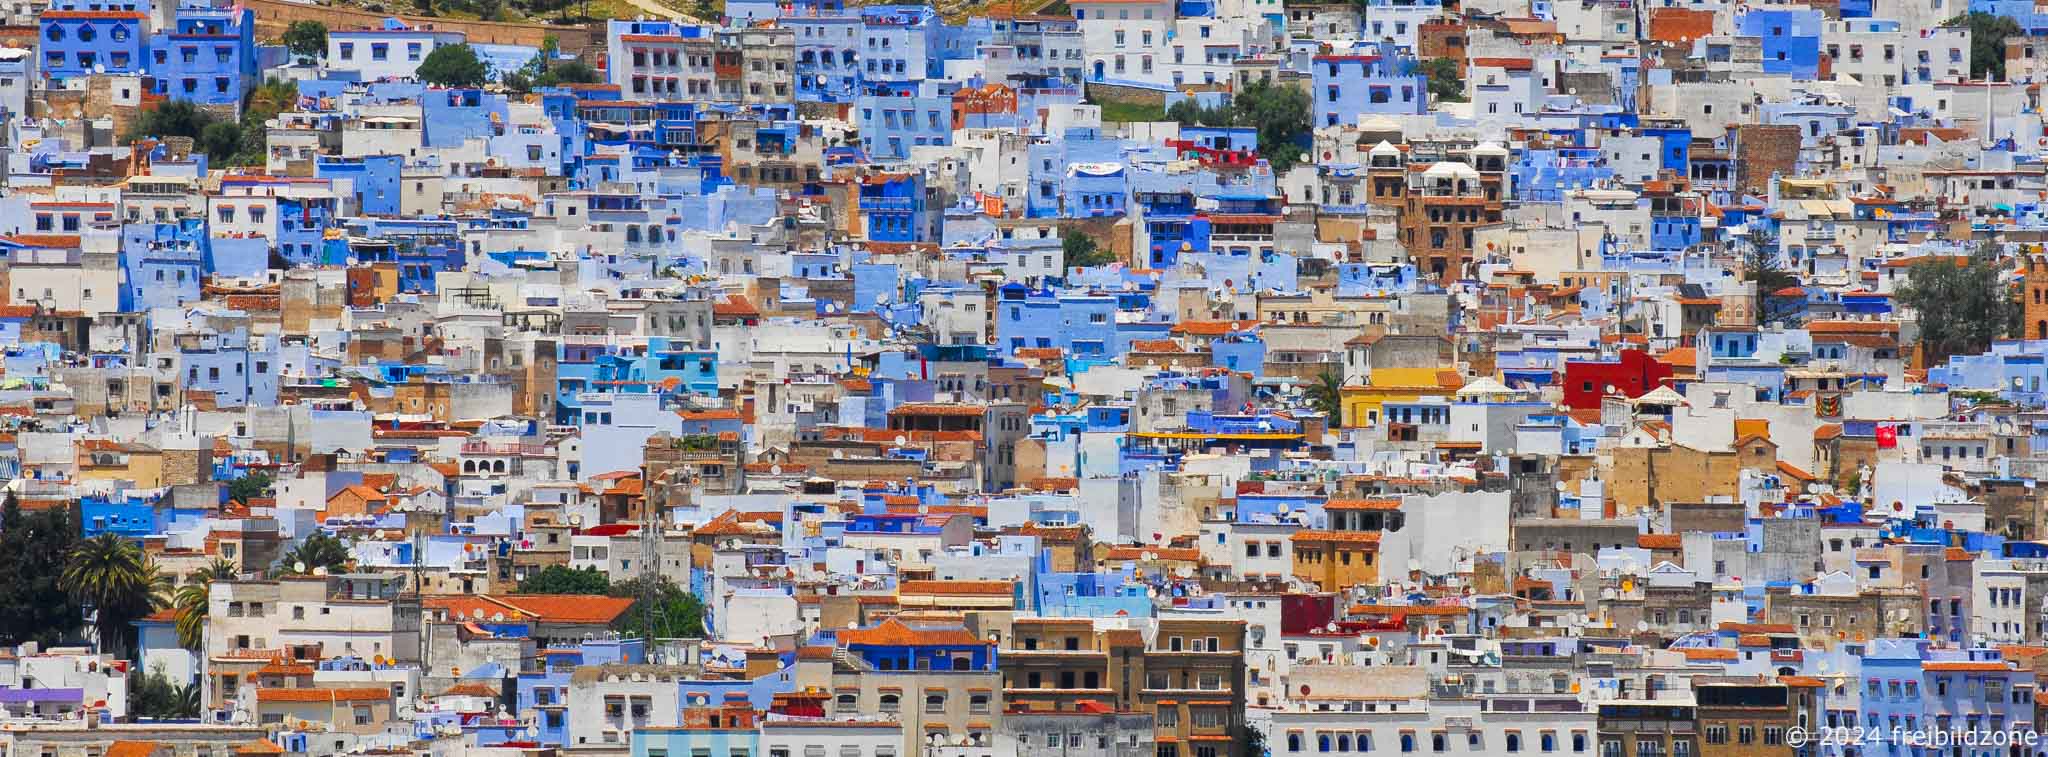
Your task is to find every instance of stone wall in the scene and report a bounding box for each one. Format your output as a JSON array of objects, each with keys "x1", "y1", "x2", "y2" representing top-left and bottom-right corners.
[{"x1": 242, "y1": 0, "x2": 600, "y2": 53}]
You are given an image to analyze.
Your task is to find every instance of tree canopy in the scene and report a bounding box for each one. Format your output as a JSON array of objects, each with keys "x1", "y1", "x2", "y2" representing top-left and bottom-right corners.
[
  {"x1": 609, "y1": 577, "x2": 706, "y2": 640},
  {"x1": 1416, "y1": 57, "x2": 1466, "y2": 103},
  {"x1": 518, "y1": 565, "x2": 612, "y2": 594},
  {"x1": 1062, "y1": 232, "x2": 1115, "y2": 271},
  {"x1": 1895, "y1": 242, "x2": 2020, "y2": 363},
  {"x1": 61, "y1": 534, "x2": 166, "y2": 658},
  {"x1": 226, "y1": 471, "x2": 272, "y2": 504},
  {"x1": 0, "y1": 496, "x2": 82, "y2": 648},
  {"x1": 1946, "y1": 13, "x2": 2021, "y2": 81},
  {"x1": 418, "y1": 44, "x2": 491, "y2": 88},
  {"x1": 278, "y1": 532, "x2": 355, "y2": 576},
  {"x1": 283, "y1": 21, "x2": 327, "y2": 61},
  {"x1": 1164, "y1": 80, "x2": 1313, "y2": 171}
]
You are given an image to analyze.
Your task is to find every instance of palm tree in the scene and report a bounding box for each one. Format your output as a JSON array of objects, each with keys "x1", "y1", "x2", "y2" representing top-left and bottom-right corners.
[
  {"x1": 1305, "y1": 366, "x2": 1346, "y2": 426},
  {"x1": 276, "y1": 532, "x2": 353, "y2": 576},
  {"x1": 173, "y1": 558, "x2": 236, "y2": 652},
  {"x1": 60, "y1": 535, "x2": 166, "y2": 658},
  {"x1": 244, "y1": 79, "x2": 298, "y2": 117}
]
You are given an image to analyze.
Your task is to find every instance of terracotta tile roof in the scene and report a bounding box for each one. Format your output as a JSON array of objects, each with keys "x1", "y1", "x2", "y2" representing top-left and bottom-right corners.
[
  {"x1": 1171, "y1": 320, "x2": 1260, "y2": 336},
  {"x1": 1922, "y1": 661, "x2": 2012, "y2": 672},
  {"x1": 692, "y1": 509, "x2": 782, "y2": 537},
  {"x1": 838, "y1": 617, "x2": 989, "y2": 647},
  {"x1": 1680, "y1": 648, "x2": 1738, "y2": 661},
  {"x1": 887, "y1": 403, "x2": 986, "y2": 417},
  {"x1": 1101, "y1": 546, "x2": 1201, "y2": 562},
  {"x1": 254, "y1": 687, "x2": 393, "y2": 703},
  {"x1": 1290, "y1": 529, "x2": 1382, "y2": 544},
  {"x1": 106, "y1": 742, "x2": 160, "y2": 757},
  {"x1": 1324, "y1": 498, "x2": 1402, "y2": 511},
  {"x1": 435, "y1": 683, "x2": 497, "y2": 698},
  {"x1": 235, "y1": 741, "x2": 286, "y2": 756},
  {"x1": 898, "y1": 580, "x2": 1014, "y2": 596},
  {"x1": 1637, "y1": 534, "x2": 1682, "y2": 550},
  {"x1": 4, "y1": 234, "x2": 83, "y2": 248},
  {"x1": 712, "y1": 296, "x2": 760, "y2": 317},
  {"x1": 1776, "y1": 461, "x2": 1816, "y2": 482}
]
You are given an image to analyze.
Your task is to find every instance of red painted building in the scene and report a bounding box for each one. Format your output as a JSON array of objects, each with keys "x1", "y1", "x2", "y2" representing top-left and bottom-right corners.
[{"x1": 1562, "y1": 349, "x2": 1674, "y2": 410}]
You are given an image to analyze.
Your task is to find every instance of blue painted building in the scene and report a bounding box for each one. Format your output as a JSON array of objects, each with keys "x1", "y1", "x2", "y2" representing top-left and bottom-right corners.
[
  {"x1": 1064, "y1": 162, "x2": 1128, "y2": 218},
  {"x1": 40, "y1": 10, "x2": 147, "y2": 81},
  {"x1": 788, "y1": 16, "x2": 862, "y2": 102},
  {"x1": 121, "y1": 219, "x2": 207, "y2": 311},
  {"x1": 854, "y1": 93, "x2": 952, "y2": 160},
  {"x1": 148, "y1": 5, "x2": 257, "y2": 106},
  {"x1": 859, "y1": 172, "x2": 931, "y2": 242},
  {"x1": 1736, "y1": 9, "x2": 1822, "y2": 78},
  {"x1": 317, "y1": 155, "x2": 404, "y2": 218},
  {"x1": 1311, "y1": 43, "x2": 1427, "y2": 127}
]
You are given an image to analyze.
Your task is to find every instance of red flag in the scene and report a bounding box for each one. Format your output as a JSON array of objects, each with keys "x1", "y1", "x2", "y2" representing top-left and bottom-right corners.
[{"x1": 1875, "y1": 424, "x2": 1898, "y2": 449}]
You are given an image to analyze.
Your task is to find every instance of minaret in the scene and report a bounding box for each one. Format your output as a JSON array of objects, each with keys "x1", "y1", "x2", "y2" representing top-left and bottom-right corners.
[{"x1": 2024, "y1": 255, "x2": 2048, "y2": 341}]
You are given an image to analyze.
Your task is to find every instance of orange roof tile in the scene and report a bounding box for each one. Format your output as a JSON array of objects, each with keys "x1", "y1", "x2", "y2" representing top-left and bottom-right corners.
[
  {"x1": 898, "y1": 580, "x2": 1014, "y2": 596},
  {"x1": 1291, "y1": 529, "x2": 1382, "y2": 544},
  {"x1": 1922, "y1": 661, "x2": 2012, "y2": 672},
  {"x1": 1637, "y1": 534, "x2": 1682, "y2": 550},
  {"x1": 106, "y1": 742, "x2": 159, "y2": 757},
  {"x1": 254, "y1": 687, "x2": 393, "y2": 703},
  {"x1": 1680, "y1": 648, "x2": 1738, "y2": 661},
  {"x1": 839, "y1": 617, "x2": 990, "y2": 647},
  {"x1": 1325, "y1": 498, "x2": 1402, "y2": 511}
]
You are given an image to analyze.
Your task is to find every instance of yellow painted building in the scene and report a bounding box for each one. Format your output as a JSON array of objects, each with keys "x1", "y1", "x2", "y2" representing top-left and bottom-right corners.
[{"x1": 1337, "y1": 367, "x2": 1464, "y2": 428}]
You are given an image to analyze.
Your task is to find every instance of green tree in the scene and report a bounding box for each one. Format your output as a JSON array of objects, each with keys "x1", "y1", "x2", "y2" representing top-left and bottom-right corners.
[
  {"x1": 1896, "y1": 242, "x2": 2021, "y2": 363},
  {"x1": 609, "y1": 577, "x2": 706, "y2": 639},
  {"x1": 0, "y1": 496, "x2": 83, "y2": 648},
  {"x1": 128, "y1": 666, "x2": 202, "y2": 720},
  {"x1": 1415, "y1": 57, "x2": 1465, "y2": 103},
  {"x1": 129, "y1": 101, "x2": 238, "y2": 162},
  {"x1": 1229, "y1": 78, "x2": 1311, "y2": 171},
  {"x1": 1742, "y1": 227, "x2": 1802, "y2": 324},
  {"x1": 1946, "y1": 13, "x2": 2022, "y2": 81},
  {"x1": 173, "y1": 558, "x2": 237, "y2": 652},
  {"x1": 545, "y1": 59, "x2": 602, "y2": 86},
  {"x1": 1304, "y1": 366, "x2": 1345, "y2": 425},
  {"x1": 1163, "y1": 82, "x2": 1312, "y2": 170},
  {"x1": 417, "y1": 44, "x2": 490, "y2": 88},
  {"x1": 61, "y1": 534, "x2": 166, "y2": 659},
  {"x1": 1165, "y1": 97, "x2": 1232, "y2": 128},
  {"x1": 517, "y1": 565, "x2": 611, "y2": 594},
  {"x1": 226, "y1": 472, "x2": 272, "y2": 504},
  {"x1": 231, "y1": 79, "x2": 300, "y2": 165},
  {"x1": 282, "y1": 21, "x2": 327, "y2": 62},
  {"x1": 277, "y1": 532, "x2": 354, "y2": 576},
  {"x1": 1062, "y1": 232, "x2": 1115, "y2": 270}
]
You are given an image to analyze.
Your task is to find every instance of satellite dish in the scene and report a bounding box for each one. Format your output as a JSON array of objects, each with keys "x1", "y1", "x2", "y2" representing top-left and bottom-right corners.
[
  {"x1": 894, "y1": 435, "x2": 908, "y2": 446},
  {"x1": 293, "y1": 561, "x2": 307, "y2": 573},
  {"x1": 492, "y1": 612, "x2": 505, "y2": 622},
  {"x1": 770, "y1": 465, "x2": 783, "y2": 476},
  {"x1": 312, "y1": 566, "x2": 326, "y2": 576},
  {"x1": 472, "y1": 608, "x2": 485, "y2": 619}
]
